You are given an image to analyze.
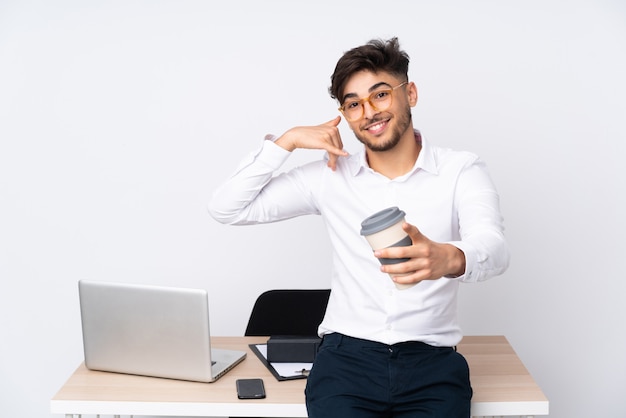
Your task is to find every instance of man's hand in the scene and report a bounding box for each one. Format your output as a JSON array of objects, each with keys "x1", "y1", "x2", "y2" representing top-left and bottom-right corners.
[
  {"x1": 374, "y1": 222, "x2": 466, "y2": 285},
  {"x1": 274, "y1": 116, "x2": 348, "y2": 170}
]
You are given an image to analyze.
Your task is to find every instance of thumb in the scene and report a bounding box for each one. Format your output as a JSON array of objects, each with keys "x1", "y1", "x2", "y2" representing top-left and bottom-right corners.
[
  {"x1": 403, "y1": 222, "x2": 426, "y2": 243},
  {"x1": 324, "y1": 115, "x2": 342, "y2": 127}
]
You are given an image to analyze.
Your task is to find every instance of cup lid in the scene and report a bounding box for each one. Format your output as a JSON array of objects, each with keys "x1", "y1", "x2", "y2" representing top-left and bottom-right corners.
[{"x1": 360, "y1": 206, "x2": 406, "y2": 236}]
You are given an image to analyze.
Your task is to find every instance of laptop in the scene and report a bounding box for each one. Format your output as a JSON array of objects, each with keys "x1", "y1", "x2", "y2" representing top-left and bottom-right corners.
[{"x1": 78, "y1": 280, "x2": 246, "y2": 383}]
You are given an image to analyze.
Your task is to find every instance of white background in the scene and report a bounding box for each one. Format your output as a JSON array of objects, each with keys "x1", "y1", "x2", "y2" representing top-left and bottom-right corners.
[{"x1": 1, "y1": 1, "x2": 625, "y2": 417}]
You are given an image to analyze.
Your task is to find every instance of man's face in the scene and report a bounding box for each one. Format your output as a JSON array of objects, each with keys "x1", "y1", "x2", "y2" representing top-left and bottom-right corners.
[{"x1": 341, "y1": 70, "x2": 417, "y2": 152}]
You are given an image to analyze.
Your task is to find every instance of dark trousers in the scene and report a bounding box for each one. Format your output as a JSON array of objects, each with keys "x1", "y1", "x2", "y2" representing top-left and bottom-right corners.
[{"x1": 305, "y1": 333, "x2": 472, "y2": 418}]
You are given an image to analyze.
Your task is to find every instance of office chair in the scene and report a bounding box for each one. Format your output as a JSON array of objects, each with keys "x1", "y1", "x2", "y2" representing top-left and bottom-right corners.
[
  {"x1": 237, "y1": 290, "x2": 330, "y2": 418},
  {"x1": 245, "y1": 289, "x2": 331, "y2": 336}
]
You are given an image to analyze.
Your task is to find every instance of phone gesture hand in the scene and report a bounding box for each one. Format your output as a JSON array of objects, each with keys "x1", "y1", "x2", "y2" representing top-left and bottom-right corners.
[{"x1": 275, "y1": 116, "x2": 348, "y2": 170}]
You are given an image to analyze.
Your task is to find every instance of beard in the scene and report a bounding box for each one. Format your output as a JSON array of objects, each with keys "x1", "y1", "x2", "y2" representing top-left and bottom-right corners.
[{"x1": 353, "y1": 108, "x2": 413, "y2": 152}]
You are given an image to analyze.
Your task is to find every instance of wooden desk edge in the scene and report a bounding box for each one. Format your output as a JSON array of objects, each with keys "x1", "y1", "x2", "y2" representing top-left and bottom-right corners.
[{"x1": 50, "y1": 399, "x2": 308, "y2": 417}]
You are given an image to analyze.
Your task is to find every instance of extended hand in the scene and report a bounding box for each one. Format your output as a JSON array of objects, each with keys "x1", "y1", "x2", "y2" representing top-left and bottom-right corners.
[
  {"x1": 374, "y1": 222, "x2": 466, "y2": 285},
  {"x1": 274, "y1": 116, "x2": 349, "y2": 170}
]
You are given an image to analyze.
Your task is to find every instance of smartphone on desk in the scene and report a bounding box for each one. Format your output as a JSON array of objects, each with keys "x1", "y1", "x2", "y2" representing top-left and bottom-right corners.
[{"x1": 236, "y1": 378, "x2": 266, "y2": 399}]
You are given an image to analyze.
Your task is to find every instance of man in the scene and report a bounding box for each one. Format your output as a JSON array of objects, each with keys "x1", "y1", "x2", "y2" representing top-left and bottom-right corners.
[{"x1": 209, "y1": 37, "x2": 509, "y2": 417}]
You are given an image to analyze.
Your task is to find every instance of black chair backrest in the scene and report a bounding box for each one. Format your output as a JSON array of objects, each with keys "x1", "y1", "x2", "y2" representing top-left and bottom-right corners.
[{"x1": 244, "y1": 289, "x2": 331, "y2": 336}]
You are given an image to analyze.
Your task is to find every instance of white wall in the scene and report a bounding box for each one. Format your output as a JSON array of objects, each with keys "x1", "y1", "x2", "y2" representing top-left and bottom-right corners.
[{"x1": 1, "y1": 1, "x2": 625, "y2": 417}]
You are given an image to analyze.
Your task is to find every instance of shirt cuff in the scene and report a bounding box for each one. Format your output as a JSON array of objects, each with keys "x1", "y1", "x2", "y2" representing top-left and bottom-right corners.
[
  {"x1": 444, "y1": 241, "x2": 476, "y2": 282},
  {"x1": 255, "y1": 135, "x2": 291, "y2": 166}
]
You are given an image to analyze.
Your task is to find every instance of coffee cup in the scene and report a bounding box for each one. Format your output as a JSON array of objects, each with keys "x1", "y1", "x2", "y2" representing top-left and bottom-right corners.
[{"x1": 360, "y1": 207, "x2": 414, "y2": 290}]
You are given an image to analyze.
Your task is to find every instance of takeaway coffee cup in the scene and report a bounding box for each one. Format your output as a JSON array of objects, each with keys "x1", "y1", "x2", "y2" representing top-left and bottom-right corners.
[{"x1": 360, "y1": 207, "x2": 415, "y2": 290}]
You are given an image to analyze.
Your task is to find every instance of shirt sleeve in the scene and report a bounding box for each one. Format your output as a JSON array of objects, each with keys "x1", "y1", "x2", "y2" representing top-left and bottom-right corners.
[
  {"x1": 208, "y1": 139, "x2": 320, "y2": 225},
  {"x1": 447, "y1": 157, "x2": 510, "y2": 282}
]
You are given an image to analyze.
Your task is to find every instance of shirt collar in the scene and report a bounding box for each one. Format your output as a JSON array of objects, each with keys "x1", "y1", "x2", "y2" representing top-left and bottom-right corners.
[{"x1": 349, "y1": 130, "x2": 439, "y2": 177}]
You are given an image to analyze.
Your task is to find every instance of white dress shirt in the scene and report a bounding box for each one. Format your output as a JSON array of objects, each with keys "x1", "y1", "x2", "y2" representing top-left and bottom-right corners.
[{"x1": 209, "y1": 131, "x2": 509, "y2": 347}]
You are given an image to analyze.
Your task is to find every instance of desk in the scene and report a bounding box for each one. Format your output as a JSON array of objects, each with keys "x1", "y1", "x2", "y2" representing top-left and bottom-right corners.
[{"x1": 51, "y1": 335, "x2": 548, "y2": 417}]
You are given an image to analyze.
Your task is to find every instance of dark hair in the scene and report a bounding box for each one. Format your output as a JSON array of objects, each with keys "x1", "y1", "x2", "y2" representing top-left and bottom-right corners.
[{"x1": 329, "y1": 37, "x2": 410, "y2": 102}]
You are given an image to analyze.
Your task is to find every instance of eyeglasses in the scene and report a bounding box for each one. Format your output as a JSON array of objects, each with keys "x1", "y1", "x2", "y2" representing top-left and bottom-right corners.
[{"x1": 338, "y1": 82, "x2": 408, "y2": 122}]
